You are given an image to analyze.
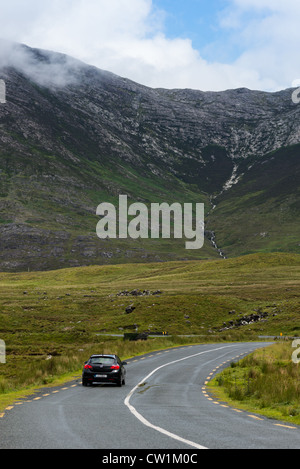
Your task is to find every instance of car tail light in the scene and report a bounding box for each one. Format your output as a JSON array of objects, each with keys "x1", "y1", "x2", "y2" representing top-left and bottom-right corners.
[
  {"x1": 84, "y1": 364, "x2": 93, "y2": 370},
  {"x1": 110, "y1": 365, "x2": 120, "y2": 370}
]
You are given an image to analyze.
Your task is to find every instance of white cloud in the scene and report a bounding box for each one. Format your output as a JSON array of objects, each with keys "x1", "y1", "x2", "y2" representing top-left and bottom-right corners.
[
  {"x1": 232, "y1": 0, "x2": 300, "y2": 12},
  {"x1": 221, "y1": 0, "x2": 300, "y2": 90},
  {"x1": 0, "y1": 0, "x2": 299, "y2": 91}
]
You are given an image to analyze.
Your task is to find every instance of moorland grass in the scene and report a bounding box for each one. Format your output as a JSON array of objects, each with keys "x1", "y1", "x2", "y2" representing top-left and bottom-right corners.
[
  {"x1": 0, "y1": 252, "x2": 299, "y2": 413},
  {"x1": 208, "y1": 341, "x2": 300, "y2": 425}
]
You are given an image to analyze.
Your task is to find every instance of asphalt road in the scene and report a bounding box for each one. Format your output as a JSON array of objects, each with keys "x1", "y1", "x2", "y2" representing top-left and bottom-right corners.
[{"x1": 1, "y1": 342, "x2": 299, "y2": 450}]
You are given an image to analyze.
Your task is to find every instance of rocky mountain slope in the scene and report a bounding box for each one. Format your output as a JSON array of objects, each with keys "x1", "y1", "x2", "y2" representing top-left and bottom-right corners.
[{"x1": 0, "y1": 42, "x2": 299, "y2": 271}]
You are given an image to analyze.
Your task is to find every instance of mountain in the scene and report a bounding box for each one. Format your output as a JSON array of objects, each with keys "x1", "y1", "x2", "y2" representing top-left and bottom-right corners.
[{"x1": 0, "y1": 42, "x2": 299, "y2": 271}]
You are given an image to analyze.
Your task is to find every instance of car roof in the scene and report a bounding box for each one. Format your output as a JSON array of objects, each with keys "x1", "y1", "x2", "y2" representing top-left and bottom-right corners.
[{"x1": 90, "y1": 354, "x2": 116, "y2": 358}]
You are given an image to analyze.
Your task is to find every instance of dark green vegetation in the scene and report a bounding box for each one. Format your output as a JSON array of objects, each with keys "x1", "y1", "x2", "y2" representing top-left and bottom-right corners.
[
  {"x1": 0, "y1": 252, "x2": 299, "y2": 409},
  {"x1": 207, "y1": 144, "x2": 300, "y2": 257},
  {"x1": 209, "y1": 342, "x2": 300, "y2": 425}
]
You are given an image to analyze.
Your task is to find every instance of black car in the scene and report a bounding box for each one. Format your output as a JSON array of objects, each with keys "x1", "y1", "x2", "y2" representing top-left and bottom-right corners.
[{"x1": 82, "y1": 354, "x2": 127, "y2": 387}]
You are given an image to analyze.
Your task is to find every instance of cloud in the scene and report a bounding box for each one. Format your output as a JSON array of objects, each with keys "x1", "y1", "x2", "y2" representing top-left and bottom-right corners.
[
  {"x1": 0, "y1": 39, "x2": 84, "y2": 87},
  {"x1": 0, "y1": 0, "x2": 299, "y2": 91},
  {"x1": 231, "y1": 0, "x2": 300, "y2": 12},
  {"x1": 220, "y1": 0, "x2": 300, "y2": 89}
]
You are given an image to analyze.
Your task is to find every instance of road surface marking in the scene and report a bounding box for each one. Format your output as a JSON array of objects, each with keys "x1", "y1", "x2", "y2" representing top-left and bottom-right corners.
[
  {"x1": 274, "y1": 423, "x2": 297, "y2": 430},
  {"x1": 125, "y1": 343, "x2": 244, "y2": 450},
  {"x1": 248, "y1": 415, "x2": 263, "y2": 420}
]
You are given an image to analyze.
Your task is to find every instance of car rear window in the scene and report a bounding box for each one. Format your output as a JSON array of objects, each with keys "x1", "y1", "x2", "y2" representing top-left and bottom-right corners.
[{"x1": 89, "y1": 356, "x2": 115, "y2": 365}]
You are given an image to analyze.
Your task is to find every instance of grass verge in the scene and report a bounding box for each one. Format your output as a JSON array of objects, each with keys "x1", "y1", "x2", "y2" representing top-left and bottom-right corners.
[{"x1": 208, "y1": 341, "x2": 300, "y2": 426}]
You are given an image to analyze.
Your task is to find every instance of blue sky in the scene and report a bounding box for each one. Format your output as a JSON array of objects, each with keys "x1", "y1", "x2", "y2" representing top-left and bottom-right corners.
[
  {"x1": 152, "y1": 0, "x2": 271, "y2": 62},
  {"x1": 153, "y1": 0, "x2": 229, "y2": 56},
  {"x1": 1, "y1": 0, "x2": 300, "y2": 91}
]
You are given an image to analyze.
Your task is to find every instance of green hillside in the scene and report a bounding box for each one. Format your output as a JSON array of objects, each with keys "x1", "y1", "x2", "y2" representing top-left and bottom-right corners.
[
  {"x1": 0, "y1": 144, "x2": 218, "y2": 269},
  {"x1": 206, "y1": 144, "x2": 300, "y2": 257}
]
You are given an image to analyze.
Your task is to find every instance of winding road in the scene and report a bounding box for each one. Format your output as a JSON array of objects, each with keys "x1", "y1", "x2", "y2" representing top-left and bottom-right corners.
[{"x1": 1, "y1": 342, "x2": 299, "y2": 449}]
